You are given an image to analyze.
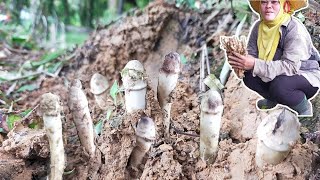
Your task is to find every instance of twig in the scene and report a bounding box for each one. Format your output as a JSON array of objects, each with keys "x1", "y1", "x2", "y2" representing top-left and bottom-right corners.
[
  {"x1": 172, "y1": 126, "x2": 200, "y2": 138},
  {"x1": 204, "y1": 44, "x2": 210, "y2": 75},
  {"x1": 20, "y1": 104, "x2": 39, "y2": 122},
  {"x1": 0, "y1": 99, "x2": 6, "y2": 105},
  {"x1": 204, "y1": 9, "x2": 221, "y2": 25},
  {"x1": 206, "y1": 12, "x2": 233, "y2": 43},
  {"x1": 6, "y1": 81, "x2": 17, "y2": 96},
  {"x1": 7, "y1": 71, "x2": 43, "y2": 82},
  {"x1": 3, "y1": 43, "x2": 29, "y2": 54},
  {"x1": 200, "y1": 45, "x2": 206, "y2": 92}
]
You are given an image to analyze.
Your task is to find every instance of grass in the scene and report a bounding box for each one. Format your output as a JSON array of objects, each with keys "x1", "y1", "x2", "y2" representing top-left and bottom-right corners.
[{"x1": 65, "y1": 31, "x2": 89, "y2": 48}]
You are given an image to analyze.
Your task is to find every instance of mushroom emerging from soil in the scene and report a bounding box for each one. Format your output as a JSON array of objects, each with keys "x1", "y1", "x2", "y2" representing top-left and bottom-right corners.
[
  {"x1": 200, "y1": 89, "x2": 224, "y2": 164},
  {"x1": 90, "y1": 73, "x2": 110, "y2": 110},
  {"x1": 39, "y1": 93, "x2": 65, "y2": 180},
  {"x1": 256, "y1": 109, "x2": 300, "y2": 167},
  {"x1": 68, "y1": 79, "x2": 96, "y2": 156},
  {"x1": 121, "y1": 60, "x2": 147, "y2": 113},
  {"x1": 127, "y1": 116, "x2": 156, "y2": 177},
  {"x1": 157, "y1": 52, "x2": 181, "y2": 137}
]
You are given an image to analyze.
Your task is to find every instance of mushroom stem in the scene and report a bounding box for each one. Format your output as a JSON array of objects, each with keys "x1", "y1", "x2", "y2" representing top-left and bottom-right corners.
[
  {"x1": 200, "y1": 89, "x2": 223, "y2": 164},
  {"x1": 127, "y1": 116, "x2": 155, "y2": 176},
  {"x1": 39, "y1": 93, "x2": 65, "y2": 180},
  {"x1": 157, "y1": 52, "x2": 181, "y2": 137},
  {"x1": 121, "y1": 60, "x2": 147, "y2": 113},
  {"x1": 68, "y1": 79, "x2": 96, "y2": 156},
  {"x1": 90, "y1": 73, "x2": 110, "y2": 110},
  {"x1": 256, "y1": 109, "x2": 300, "y2": 167}
]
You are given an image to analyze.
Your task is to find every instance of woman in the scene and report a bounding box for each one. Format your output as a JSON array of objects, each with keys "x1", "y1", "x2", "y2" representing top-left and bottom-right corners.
[{"x1": 228, "y1": 0, "x2": 320, "y2": 117}]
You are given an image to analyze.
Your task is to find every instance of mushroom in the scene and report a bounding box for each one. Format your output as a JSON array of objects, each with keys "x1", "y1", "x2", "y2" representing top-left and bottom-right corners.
[
  {"x1": 256, "y1": 108, "x2": 300, "y2": 167},
  {"x1": 39, "y1": 93, "x2": 65, "y2": 180},
  {"x1": 200, "y1": 89, "x2": 224, "y2": 164},
  {"x1": 68, "y1": 79, "x2": 96, "y2": 156},
  {"x1": 157, "y1": 52, "x2": 181, "y2": 137},
  {"x1": 121, "y1": 60, "x2": 147, "y2": 113},
  {"x1": 127, "y1": 116, "x2": 156, "y2": 176},
  {"x1": 90, "y1": 73, "x2": 110, "y2": 110}
]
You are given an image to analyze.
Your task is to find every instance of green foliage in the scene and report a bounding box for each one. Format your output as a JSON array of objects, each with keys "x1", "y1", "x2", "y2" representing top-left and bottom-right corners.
[
  {"x1": 166, "y1": 0, "x2": 222, "y2": 10},
  {"x1": 94, "y1": 109, "x2": 112, "y2": 135},
  {"x1": 96, "y1": 9, "x2": 119, "y2": 27},
  {"x1": 17, "y1": 84, "x2": 39, "y2": 92},
  {"x1": 136, "y1": 0, "x2": 150, "y2": 8},
  {"x1": 28, "y1": 121, "x2": 39, "y2": 129},
  {"x1": 4, "y1": 0, "x2": 154, "y2": 28},
  {"x1": 20, "y1": 109, "x2": 32, "y2": 117},
  {"x1": 65, "y1": 31, "x2": 88, "y2": 47},
  {"x1": 180, "y1": 54, "x2": 188, "y2": 64},
  {"x1": 296, "y1": 12, "x2": 305, "y2": 23},
  {"x1": 0, "y1": 22, "x2": 35, "y2": 49},
  {"x1": 31, "y1": 50, "x2": 65, "y2": 67},
  {"x1": 231, "y1": 0, "x2": 250, "y2": 21},
  {"x1": 167, "y1": 0, "x2": 197, "y2": 9},
  {"x1": 204, "y1": 74, "x2": 224, "y2": 91},
  {"x1": 7, "y1": 114, "x2": 21, "y2": 130},
  {"x1": 110, "y1": 80, "x2": 119, "y2": 105}
]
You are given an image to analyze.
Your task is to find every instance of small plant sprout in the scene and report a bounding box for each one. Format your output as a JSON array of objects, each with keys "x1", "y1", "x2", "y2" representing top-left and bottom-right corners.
[
  {"x1": 121, "y1": 60, "x2": 147, "y2": 113},
  {"x1": 39, "y1": 93, "x2": 65, "y2": 180},
  {"x1": 256, "y1": 109, "x2": 300, "y2": 167},
  {"x1": 200, "y1": 89, "x2": 224, "y2": 164},
  {"x1": 68, "y1": 79, "x2": 96, "y2": 156},
  {"x1": 127, "y1": 116, "x2": 156, "y2": 176},
  {"x1": 90, "y1": 73, "x2": 110, "y2": 110},
  {"x1": 157, "y1": 52, "x2": 181, "y2": 137}
]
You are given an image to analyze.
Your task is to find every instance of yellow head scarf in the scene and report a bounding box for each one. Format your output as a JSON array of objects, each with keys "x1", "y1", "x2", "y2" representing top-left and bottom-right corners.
[{"x1": 258, "y1": 0, "x2": 291, "y2": 61}]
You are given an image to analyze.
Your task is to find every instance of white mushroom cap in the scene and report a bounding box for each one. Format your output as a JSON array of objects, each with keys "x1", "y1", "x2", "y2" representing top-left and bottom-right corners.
[
  {"x1": 124, "y1": 60, "x2": 144, "y2": 72},
  {"x1": 201, "y1": 89, "x2": 223, "y2": 114},
  {"x1": 39, "y1": 93, "x2": 61, "y2": 116},
  {"x1": 257, "y1": 108, "x2": 300, "y2": 152},
  {"x1": 136, "y1": 116, "x2": 156, "y2": 140},
  {"x1": 121, "y1": 60, "x2": 147, "y2": 90},
  {"x1": 90, "y1": 73, "x2": 109, "y2": 95}
]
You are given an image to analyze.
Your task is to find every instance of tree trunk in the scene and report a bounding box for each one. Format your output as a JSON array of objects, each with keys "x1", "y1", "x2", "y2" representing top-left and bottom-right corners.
[{"x1": 62, "y1": 0, "x2": 70, "y2": 24}]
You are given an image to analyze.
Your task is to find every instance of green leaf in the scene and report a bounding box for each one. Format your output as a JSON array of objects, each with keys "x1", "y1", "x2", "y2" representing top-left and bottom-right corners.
[
  {"x1": 47, "y1": 61, "x2": 63, "y2": 74},
  {"x1": 95, "y1": 109, "x2": 112, "y2": 135},
  {"x1": 187, "y1": 0, "x2": 196, "y2": 8},
  {"x1": 17, "y1": 84, "x2": 39, "y2": 93},
  {"x1": 11, "y1": 35, "x2": 28, "y2": 44},
  {"x1": 0, "y1": 77, "x2": 7, "y2": 82},
  {"x1": 31, "y1": 50, "x2": 65, "y2": 67},
  {"x1": 135, "y1": 0, "x2": 149, "y2": 8},
  {"x1": 7, "y1": 114, "x2": 22, "y2": 130},
  {"x1": 204, "y1": 74, "x2": 224, "y2": 91},
  {"x1": 296, "y1": 12, "x2": 305, "y2": 23},
  {"x1": 233, "y1": 1, "x2": 250, "y2": 21},
  {"x1": 94, "y1": 120, "x2": 103, "y2": 135},
  {"x1": 0, "y1": 128, "x2": 3, "y2": 132},
  {"x1": 28, "y1": 122, "x2": 38, "y2": 129},
  {"x1": 63, "y1": 168, "x2": 75, "y2": 175},
  {"x1": 21, "y1": 109, "x2": 32, "y2": 117},
  {"x1": 110, "y1": 80, "x2": 119, "y2": 105},
  {"x1": 180, "y1": 54, "x2": 188, "y2": 64}
]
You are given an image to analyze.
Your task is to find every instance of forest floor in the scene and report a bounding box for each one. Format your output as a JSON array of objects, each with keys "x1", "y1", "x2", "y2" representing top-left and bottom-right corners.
[{"x1": 1, "y1": 1, "x2": 320, "y2": 180}]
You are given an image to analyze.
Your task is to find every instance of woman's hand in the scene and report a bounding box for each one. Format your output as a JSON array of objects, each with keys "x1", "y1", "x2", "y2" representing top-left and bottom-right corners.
[{"x1": 228, "y1": 52, "x2": 256, "y2": 70}]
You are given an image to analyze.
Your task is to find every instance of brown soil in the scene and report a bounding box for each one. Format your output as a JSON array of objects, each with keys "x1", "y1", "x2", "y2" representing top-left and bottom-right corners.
[{"x1": 1, "y1": 2, "x2": 320, "y2": 180}]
